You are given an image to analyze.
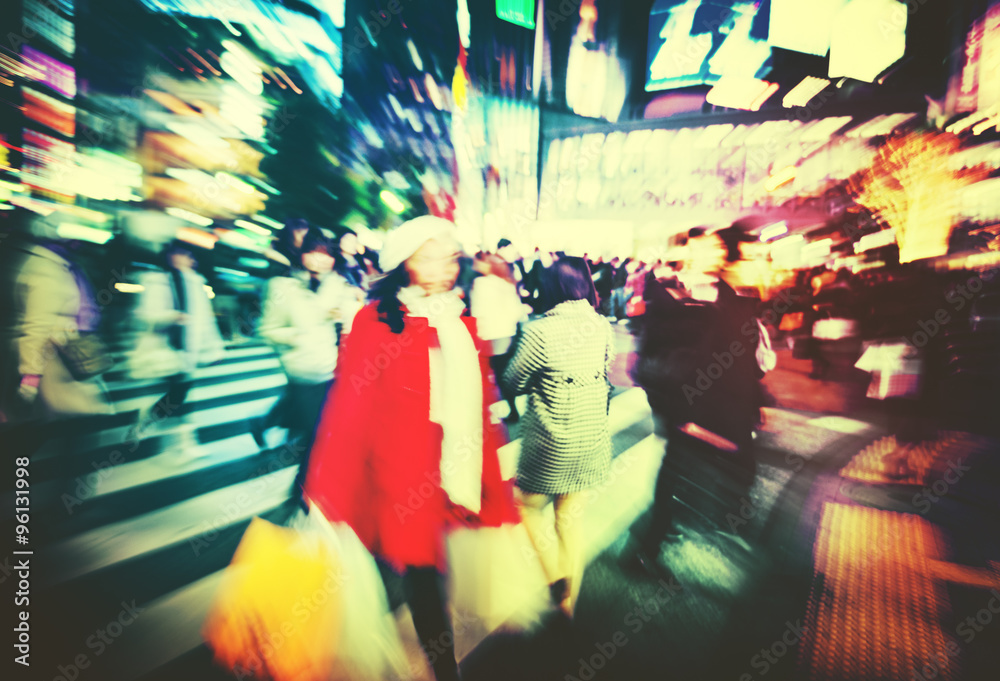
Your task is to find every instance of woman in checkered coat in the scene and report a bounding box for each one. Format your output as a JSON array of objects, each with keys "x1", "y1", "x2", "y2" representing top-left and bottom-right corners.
[{"x1": 503, "y1": 256, "x2": 615, "y2": 618}]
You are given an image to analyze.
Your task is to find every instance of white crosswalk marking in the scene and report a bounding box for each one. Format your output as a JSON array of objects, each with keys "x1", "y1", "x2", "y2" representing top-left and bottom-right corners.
[{"x1": 26, "y1": 339, "x2": 860, "y2": 681}]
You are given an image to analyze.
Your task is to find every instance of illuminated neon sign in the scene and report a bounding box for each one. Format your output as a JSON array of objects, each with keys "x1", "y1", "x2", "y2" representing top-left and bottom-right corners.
[
  {"x1": 497, "y1": 0, "x2": 535, "y2": 29},
  {"x1": 646, "y1": 0, "x2": 771, "y2": 92}
]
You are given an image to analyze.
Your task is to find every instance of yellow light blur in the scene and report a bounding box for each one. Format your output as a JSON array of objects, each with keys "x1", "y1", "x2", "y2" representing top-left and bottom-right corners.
[
  {"x1": 380, "y1": 190, "x2": 406, "y2": 214},
  {"x1": 167, "y1": 207, "x2": 214, "y2": 227},
  {"x1": 850, "y1": 130, "x2": 990, "y2": 263},
  {"x1": 765, "y1": 166, "x2": 796, "y2": 192},
  {"x1": 234, "y1": 219, "x2": 270, "y2": 235}
]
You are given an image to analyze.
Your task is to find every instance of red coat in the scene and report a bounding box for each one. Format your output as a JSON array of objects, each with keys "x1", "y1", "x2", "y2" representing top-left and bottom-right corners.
[{"x1": 304, "y1": 302, "x2": 518, "y2": 572}]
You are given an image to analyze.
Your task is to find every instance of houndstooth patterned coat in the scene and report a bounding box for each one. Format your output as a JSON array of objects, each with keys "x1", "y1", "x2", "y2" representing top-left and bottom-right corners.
[{"x1": 502, "y1": 299, "x2": 615, "y2": 495}]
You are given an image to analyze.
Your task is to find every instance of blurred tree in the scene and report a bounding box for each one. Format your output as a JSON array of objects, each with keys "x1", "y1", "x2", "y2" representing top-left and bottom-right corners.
[
  {"x1": 260, "y1": 92, "x2": 355, "y2": 229},
  {"x1": 850, "y1": 130, "x2": 990, "y2": 264}
]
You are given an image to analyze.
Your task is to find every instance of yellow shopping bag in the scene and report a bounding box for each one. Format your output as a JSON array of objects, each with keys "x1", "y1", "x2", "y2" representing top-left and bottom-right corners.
[{"x1": 202, "y1": 517, "x2": 343, "y2": 681}]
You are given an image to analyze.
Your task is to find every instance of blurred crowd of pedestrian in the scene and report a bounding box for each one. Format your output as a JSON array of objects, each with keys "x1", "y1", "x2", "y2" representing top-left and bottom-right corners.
[{"x1": 3, "y1": 205, "x2": 998, "y2": 681}]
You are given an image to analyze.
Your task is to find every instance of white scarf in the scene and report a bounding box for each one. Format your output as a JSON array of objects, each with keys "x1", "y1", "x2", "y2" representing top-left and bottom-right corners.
[{"x1": 398, "y1": 286, "x2": 483, "y2": 513}]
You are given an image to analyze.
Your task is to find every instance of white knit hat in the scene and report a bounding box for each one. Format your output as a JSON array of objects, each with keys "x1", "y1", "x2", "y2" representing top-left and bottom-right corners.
[{"x1": 379, "y1": 215, "x2": 457, "y2": 272}]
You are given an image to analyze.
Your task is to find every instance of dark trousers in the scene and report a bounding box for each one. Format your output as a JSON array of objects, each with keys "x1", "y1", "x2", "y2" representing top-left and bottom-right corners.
[
  {"x1": 149, "y1": 373, "x2": 193, "y2": 423},
  {"x1": 488, "y1": 350, "x2": 517, "y2": 417},
  {"x1": 641, "y1": 427, "x2": 757, "y2": 553},
  {"x1": 377, "y1": 565, "x2": 458, "y2": 681},
  {"x1": 289, "y1": 379, "x2": 333, "y2": 497}
]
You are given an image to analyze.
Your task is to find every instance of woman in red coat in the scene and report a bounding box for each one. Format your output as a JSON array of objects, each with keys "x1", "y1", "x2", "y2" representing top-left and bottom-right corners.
[{"x1": 304, "y1": 216, "x2": 517, "y2": 681}]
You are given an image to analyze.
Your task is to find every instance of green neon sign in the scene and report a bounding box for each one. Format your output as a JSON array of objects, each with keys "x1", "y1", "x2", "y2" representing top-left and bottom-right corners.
[{"x1": 497, "y1": 0, "x2": 536, "y2": 29}]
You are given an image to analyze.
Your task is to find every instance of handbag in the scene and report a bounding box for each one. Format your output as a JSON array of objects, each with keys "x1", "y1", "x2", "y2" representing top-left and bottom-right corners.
[
  {"x1": 57, "y1": 334, "x2": 113, "y2": 381},
  {"x1": 855, "y1": 341, "x2": 922, "y2": 400}
]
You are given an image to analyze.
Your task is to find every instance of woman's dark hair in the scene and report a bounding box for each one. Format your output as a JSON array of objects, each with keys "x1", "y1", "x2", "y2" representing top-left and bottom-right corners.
[
  {"x1": 538, "y1": 256, "x2": 597, "y2": 312},
  {"x1": 369, "y1": 266, "x2": 410, "y2": 334},
  {"x1": 274, "y1": 218, "x2": 310, "y2": 264},
  {"x1": 369, "y1": 258, "x2": 472, "y2": 333},
  {"x1": 161, "y1": 240, "x2": 193, "y2": 270},
  {"x1": 299, "y1": 227, "x2": 330, "y2": 259},
  {"x1": 333, "y1": 227, "x2": 367, "y2": 286}
]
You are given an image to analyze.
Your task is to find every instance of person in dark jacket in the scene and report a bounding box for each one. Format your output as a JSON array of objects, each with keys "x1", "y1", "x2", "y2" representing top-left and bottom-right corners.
[
  {"x1": 610, "y1": 257, "x2": 631, "y2": 320},
  {"x1": 592, "y1": 256, "x2": 616, "y2": 316},
  {"x1": 333, "y1": 228, "x2": 368, "y2": 289},
  {"x1": 626, "y1": 227, "x2": 764, "y2": 579}
]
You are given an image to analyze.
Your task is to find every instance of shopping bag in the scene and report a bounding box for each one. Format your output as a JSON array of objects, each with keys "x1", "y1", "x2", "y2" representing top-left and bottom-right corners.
[
  {"x1": 446, "y1": 524, "x2": 549, "y2": 659},
  {"x1": 294, "y1": 507, "x2": 413, "y2": 681},
  {"x1": 755, "y1": 319, "x2": 777, "y2": 373},
  {"x1": 202, "y1": 517, "x2": 343, "y2": 681},
  {"x1": 855, "y1": 341, "x2": 923, "y2": 400}
]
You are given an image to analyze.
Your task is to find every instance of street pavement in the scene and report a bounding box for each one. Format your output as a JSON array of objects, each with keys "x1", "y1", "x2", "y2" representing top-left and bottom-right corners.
[{"x1": 6, "y1": 328, "x2": 1000, "y2": 681}]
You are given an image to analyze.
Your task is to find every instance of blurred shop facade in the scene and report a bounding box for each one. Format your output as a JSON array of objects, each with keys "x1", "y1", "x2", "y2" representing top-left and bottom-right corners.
[{"x1": 1, "y1": 0, "x2": 999, "y2": 302}]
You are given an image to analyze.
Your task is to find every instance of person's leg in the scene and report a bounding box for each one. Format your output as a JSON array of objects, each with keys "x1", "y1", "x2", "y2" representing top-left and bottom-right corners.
[
  {"x1": 251, "y1": 385, "x2": 290, "y2": 448},
  {"x1": 515, "y1": 489, "x2": 558, "y2": 582},
  {"x1": 403, "y1": 566, "x2": 460, "y2": 681},
  {"x1": 639, "y1": 437, "x2": 680, "y2": 554},
  {"x1": 138, "y1": 373, "x2": 191, "y2": 434},
  {"x1": 488, "y1": 351, "x2": 518, "y2": 419},
  {"x1": 291, "y1": 380, "x2": 332, "y2": 501},
  {"x1": 612, "y1": 288, "x2": 626, "y2": 320},
  {"x1": 718, "y1": 443, "x2": 757, "y2": 544},
  {"x1": 553, "y1": 492, "x2": 587, "y2": 616}
]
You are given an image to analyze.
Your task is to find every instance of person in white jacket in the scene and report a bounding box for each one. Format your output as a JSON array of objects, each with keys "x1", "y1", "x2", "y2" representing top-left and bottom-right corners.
[
  {"x1": 132, "y1": 241, "x2": 224, "y2": 456},
  {"x1": 255, "y1": 227, "x2": 360, "y2": 500},
  {"x1": 470, "y1": 252, "x2": 528, "y2": 421}
]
